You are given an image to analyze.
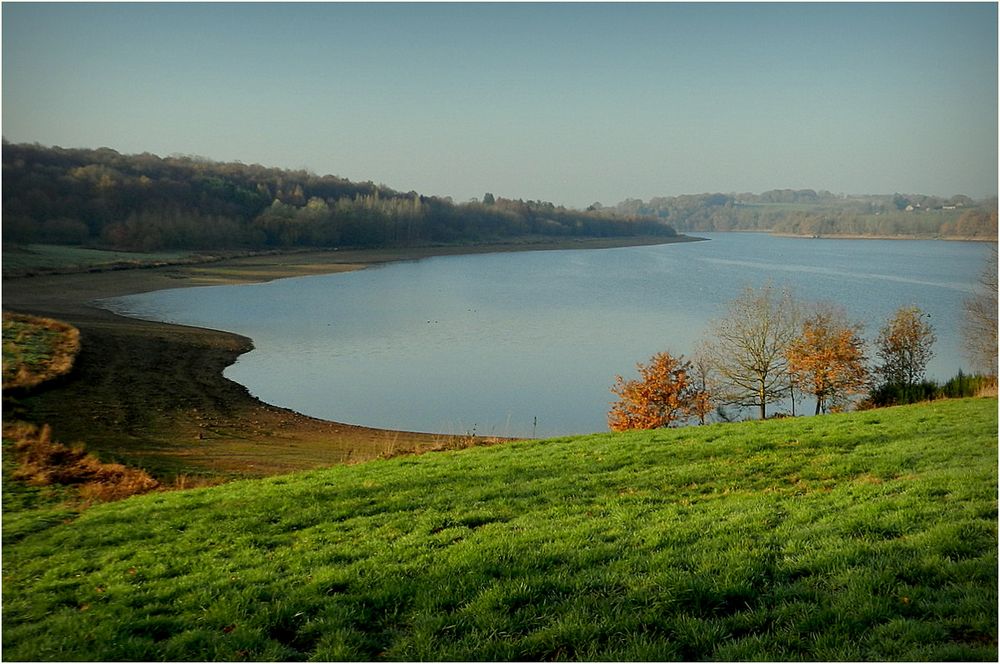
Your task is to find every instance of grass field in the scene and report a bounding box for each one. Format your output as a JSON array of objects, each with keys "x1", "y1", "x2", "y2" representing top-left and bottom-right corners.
[
  {"x1": 3, "y1": 397, "x2": 996, "y2": 661},
  {"x1": 2, "y1": 244, "x2": 195, "y2": 275}
]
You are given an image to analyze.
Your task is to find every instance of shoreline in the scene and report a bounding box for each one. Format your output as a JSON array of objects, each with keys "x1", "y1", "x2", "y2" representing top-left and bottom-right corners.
[
  {"x1": 3, "y1": 234, "x2": 698, "y2": 479},
  {"x1": 760, "y1": 230, "x2": 995, "y2": 242}
]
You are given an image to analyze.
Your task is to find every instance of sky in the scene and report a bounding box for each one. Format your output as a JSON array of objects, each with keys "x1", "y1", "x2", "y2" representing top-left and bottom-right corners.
[{"x1": 2, "y1": 2, "x2": 997, "y2": 208}]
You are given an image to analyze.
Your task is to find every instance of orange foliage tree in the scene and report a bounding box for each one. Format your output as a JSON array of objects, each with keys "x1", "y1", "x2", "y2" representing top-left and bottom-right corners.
[
  {"x1": 608, "y1": 351, "x2": 709, "y2": 431},
  {"x1": 786, "y1": 304, "x2": 869, "y2": 414}
]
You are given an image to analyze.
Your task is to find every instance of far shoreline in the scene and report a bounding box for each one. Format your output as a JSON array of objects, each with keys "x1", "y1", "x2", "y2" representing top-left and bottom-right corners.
[{"x1": 725, "y1": 229, "x2": 996, "y2": 242}]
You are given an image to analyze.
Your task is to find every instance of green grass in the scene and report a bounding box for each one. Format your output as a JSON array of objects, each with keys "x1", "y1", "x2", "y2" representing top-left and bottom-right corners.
[
  {"x1": 2, "y1": 244, "x2": 191, "y2": 273},
  {"x1": 3, "y1": 398, "x2": 996, "y2": 660}
]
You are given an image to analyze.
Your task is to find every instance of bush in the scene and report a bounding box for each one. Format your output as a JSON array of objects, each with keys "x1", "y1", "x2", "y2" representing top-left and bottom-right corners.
[
  {"x1": 867, "y1": 380, "x2": 940, "y2": 407},
  {"x1": 865, "y1": 370, "x2": 998, "y2": 408}
]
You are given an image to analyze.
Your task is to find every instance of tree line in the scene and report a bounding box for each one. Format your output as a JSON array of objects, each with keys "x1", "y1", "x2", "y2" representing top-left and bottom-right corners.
[
  {"x1": 603, "y1": 190, "x2": 997, "y2": 239},
  {"x1": 2, "y1": 142, "x2": 675, "y2": 251},
  {"x1": 609, "y1": 253, "x2": 998, "y2": 430}
]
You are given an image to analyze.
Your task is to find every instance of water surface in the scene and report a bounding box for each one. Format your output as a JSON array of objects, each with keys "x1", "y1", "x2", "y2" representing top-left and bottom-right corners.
[{"x1": 104, "y1": 233, "x2": 991, "y2": 437}]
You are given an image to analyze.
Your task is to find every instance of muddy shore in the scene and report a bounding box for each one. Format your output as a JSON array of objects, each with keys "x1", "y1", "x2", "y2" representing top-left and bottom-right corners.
[{"x1": 3, "y1": 235, "x2": 698, "y2": 479}]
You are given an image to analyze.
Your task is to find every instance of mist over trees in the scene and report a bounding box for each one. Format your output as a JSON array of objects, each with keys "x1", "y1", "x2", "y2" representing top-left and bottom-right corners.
[
  {"x1": 609, "y1": 189, "x2": 997, "y2": 239},
  {"x1": 1, "y1": 142, "x2": 674, "y2": 251}
]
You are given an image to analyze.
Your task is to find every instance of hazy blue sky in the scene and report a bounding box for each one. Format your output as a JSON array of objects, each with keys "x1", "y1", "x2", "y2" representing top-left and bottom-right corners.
[{"x1": 3, "y1": 3, "x2": 997, "y2": 207}]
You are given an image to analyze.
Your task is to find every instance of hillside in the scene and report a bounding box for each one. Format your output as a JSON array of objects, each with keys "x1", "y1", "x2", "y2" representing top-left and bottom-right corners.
[
  {"x1": 2, "y1": 142, "x2": 674, "y2": 251},
  {"x1": 610, "y1": 190, "x2": 998, "y2": 238},
  {"x1": 3, "y1": 398, "x2": 996, "y2": 661}
]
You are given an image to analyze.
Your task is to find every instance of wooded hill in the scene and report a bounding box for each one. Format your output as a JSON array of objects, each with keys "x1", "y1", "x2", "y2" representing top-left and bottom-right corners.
[
  {"x1": 1, "y1": 142, "x2": 674, "y2": 251},
  {"x1": 608, "y1": 189, "x2": 998, "y2": 238}
]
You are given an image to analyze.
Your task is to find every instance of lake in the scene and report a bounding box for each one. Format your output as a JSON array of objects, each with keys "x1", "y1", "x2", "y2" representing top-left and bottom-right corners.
[{"x1": 102, "y1": 233, "x2": 992, "y2": 437}]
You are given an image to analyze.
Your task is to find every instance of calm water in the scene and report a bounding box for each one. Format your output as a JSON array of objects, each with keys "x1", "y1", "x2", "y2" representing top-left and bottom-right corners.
[{"x1": 103, "y1": 233, "x2": 991, "y2": 437}]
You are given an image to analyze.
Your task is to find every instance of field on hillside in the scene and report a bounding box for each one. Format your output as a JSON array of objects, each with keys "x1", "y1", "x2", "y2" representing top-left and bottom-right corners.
[
  {"x1": 2, "y1": 244, "x2": 195, "y2": 275},
  {"x1": 3, "y1": 398, "x2": 997, "y2": 661}
]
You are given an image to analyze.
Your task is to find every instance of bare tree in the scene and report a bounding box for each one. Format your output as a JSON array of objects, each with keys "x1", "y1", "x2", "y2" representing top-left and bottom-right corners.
[
  {"x1": 962, "y1": 244, "x2": 998, "y2": 376},
  {"x1": 705, "y1": 284, "x2": 800, "y2": 419},
  {"x1": 875, "y1": 306, "x2": 936, "y2": 388},
  {"x1": 689, "y1": 344, "x2": 720, "y2": 425}
]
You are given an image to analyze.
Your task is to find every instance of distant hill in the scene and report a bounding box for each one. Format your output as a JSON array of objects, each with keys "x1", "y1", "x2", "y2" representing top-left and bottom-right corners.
[
  {"x1": 3, "y1": 397, "x2": 996, "y2": 660},
  {"x1": 1, "y1": 142, "x2": 674, "y2": 251},
  {"x1": 608, "y1": 189, "x2": 997, "y2": 238}
]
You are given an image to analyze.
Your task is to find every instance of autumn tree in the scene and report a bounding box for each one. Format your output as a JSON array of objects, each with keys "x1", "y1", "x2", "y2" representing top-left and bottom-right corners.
[
  {"x1": 874, "y1": 305, "x2": 936, "y2": 388},
  {"x1": 608, "y1": 351, "x2": 708, "y2": 431},
  {"x1": 786, "y1": 303, "x2": 868, "y2": 414},
  {"x1": 704, "y1": 284, "x2": 800, "y2": 419},
  {"x1": 962, "y1": 245, "x2": 998, "y2": 376}
]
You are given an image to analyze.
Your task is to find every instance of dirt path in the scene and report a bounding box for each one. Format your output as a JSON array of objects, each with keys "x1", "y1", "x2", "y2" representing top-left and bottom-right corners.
[{"x1": 2, "y1": 236, "x2": 697, "y2": 479}]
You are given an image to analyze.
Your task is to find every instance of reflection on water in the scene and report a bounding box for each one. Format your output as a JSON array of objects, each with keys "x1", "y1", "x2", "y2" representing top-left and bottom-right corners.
[{"x1": 103, "y1": 233, "x2": 991, "y2": 437}]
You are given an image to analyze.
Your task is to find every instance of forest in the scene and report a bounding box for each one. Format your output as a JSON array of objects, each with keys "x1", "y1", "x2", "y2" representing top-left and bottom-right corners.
[
  {"x1": 5, "y1": 142, "x2": 995, "y2": 251},
  {"x1": 1, "y1": 142, "x2": 674, "y2": 251},
  {"x1": 606, "y1": 189, "x2": 998, "y2": 238}
]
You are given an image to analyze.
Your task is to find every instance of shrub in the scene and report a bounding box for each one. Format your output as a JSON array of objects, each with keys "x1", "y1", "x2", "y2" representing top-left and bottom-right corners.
[
  {"x1": 867, "y1": 381, "x2": 940, "y2": 407},
  {"x1": 864, "y1": 370, "x2": 998, "y2": 408}
]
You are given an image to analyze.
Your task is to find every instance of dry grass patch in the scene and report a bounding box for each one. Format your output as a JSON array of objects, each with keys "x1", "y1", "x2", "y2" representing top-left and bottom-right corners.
[
  {"x1": 371, "y1": 430, "x2": 512, "y2": 461},
  {"x1": 5, "y1": 421, "x2": 159, "y2": 503},
  {"x1": 2, "y1": 312, "x2": 81, "y2": 390},
  {"x1": 975, "y1": 377, "x2": 998, "y2": 397}
]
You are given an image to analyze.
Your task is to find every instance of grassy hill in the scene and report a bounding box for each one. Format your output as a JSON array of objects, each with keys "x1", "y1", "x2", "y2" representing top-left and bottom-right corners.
[{"x1": 3, "y1": 398, "x2": 997, "y2": 661}]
